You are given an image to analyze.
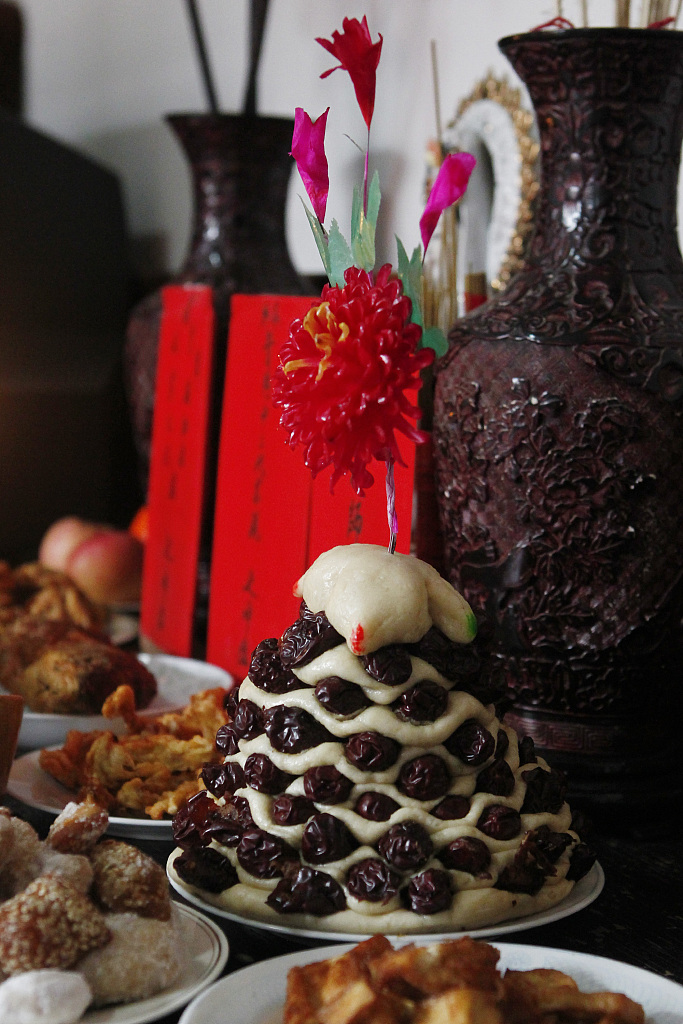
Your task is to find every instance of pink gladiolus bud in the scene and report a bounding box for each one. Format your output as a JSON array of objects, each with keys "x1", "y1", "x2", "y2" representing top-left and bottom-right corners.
[
  {"x1": 420, "y1": 152, "x2": 477, "y2": 255},
  {"x1": 317, "y1": 16, "x2": 383, "y2": 131},
  {"x1": 291, "y1": 107, "x2": 330, "y2": 225}
]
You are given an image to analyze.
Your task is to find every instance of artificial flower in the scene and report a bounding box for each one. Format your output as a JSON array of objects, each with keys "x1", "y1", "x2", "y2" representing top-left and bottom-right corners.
[
  {"x1": 272, "y1": 264, "x2": 434, "y2": 495},
  {"x1": 419, "y1": 151, "x2": 477, "y2": 255},
  {"x1": 291, "y1": 106, "x2": 330, "y2": 225},
  {"x1": 317, "y1": 16, "x2": 383, "y2": 130}
]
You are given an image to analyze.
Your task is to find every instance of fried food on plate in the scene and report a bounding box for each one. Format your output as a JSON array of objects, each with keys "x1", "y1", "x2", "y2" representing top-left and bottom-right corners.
[
  {"x1": 284, "y1": 937, "x2": 646, "y2": 1024},
  {"x1": 39, "y1": 683, "x2": 231, "y2": 819},
  {"x1": 0, "y1": 561, "x2": 156, "y2": 714}
]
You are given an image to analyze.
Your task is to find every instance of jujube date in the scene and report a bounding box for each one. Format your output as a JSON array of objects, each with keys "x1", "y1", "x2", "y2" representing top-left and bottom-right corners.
[
  {"x1": 236, "y1": 829, "x2": 298, "y2": 878},
  {"x1": 303, "y1": 765, "x2": 353, "y2": 804},
  {"x1": 215, "y1": 724, "x2": 240, "y2": 756},
  {"x1": 233, "y1": 699, "x2": 264, "y2": 741},
  {"x1": 266, "y1": 865, "x2": 346, "y2": 916},
  {"x1": 402, "y1": 868, "x2": 453, "y2": 915},
  {"x1": 361, "y1": 645, "x2": 412, "y2": 686},
  {"x1": 271, "y1": 794, "x2": 316, "y2": 825},
  {"x1": 476, "y1": 804, "x2": 522, "y2": 840},
  {"x1": 249, "y1": 638, "x2": 302, "y2": 693},
  {"x1": 475, "y1": 758, "x2": 516, "y2": 797},
  {"x1": 263, "y1": 704, "x2": 331, "y2": 753},
  {"x1": 521, "y1": 767, "x2": 567, "y2": 814},
  {"x1": 395, "y1": 680, "x2": 448, "y2": 723},
  {"x1": 439, "y1": 836, "x2": 491, "y2": 874},
  {"x1": 315, "y1": 676, "x2": 371, "y2": 716},
  {"x1": 279, "y1": 605, "x2": 343, "y2": 667},
  {"x1": 377, "y1": 821, "x2": 433, "y2": 871},
  {"x1": 354, "y1": 791, "x2": 400, "y2": 821},
  {"x1": 243, "y1": 753, "x2": 293, "y2": 794},
  {"x1": 174, "y1": 847, "x2": 237, "y2": 893},
  {"x1": 444, "y1": 719, "x2": 495, "y2": 765},
  {"x1": 397, "y1": 754, "x2": 450, "y2": 801},
  {"x1": 430, "y1": 794, "x2": 470, "y2": 820},
  {"x1": 301, "y1": 813, "x2": 358, "y2": 864},
  {"x1": 344, "y1": 731, "x2": 400, "y2": 771},
  {"x1": 346, "y1": 858, "x2": 401, "y2": 903}
]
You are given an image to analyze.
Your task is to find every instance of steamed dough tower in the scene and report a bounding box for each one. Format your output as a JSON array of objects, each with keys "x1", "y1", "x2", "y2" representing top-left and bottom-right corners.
[{"x1": 172, "y1": 544, "x2": 594, "y2": 933}]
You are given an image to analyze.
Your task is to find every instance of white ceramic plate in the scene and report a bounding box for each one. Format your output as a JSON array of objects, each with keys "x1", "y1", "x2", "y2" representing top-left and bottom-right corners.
[
  {"x1": 7, "y1": 749, "x2": 178, "y2": 840},
  {"x1": 167, "y1": 847, "x2": 604, "y2": 944},
  {"x1": 82, "y1": 903, "x2": 228, "y2": 1024},
  {"x1": 7, "y1": 653, "x2": 233, "y2": 750},
  {"x1": 179, "y1": 939, "x2": 683, "y2": 1024}
]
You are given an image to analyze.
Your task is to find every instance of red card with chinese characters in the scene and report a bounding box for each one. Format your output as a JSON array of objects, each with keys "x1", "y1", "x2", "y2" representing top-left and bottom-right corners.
[
  {"x1": 206, "y1": 294, "x2": 416, "y2": 680},
  {"x1": 140, "y1": 284, "x2": 214, "y2": 656}
]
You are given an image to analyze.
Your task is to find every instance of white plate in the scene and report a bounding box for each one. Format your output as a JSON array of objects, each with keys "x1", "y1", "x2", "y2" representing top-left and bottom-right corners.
[
  {"x1": 7, "y1": 653, "x2": 233, "y2": 750},
  {"x1": 83, "y1": 903, "x2": 228, "y2": 1024},
  {"x1": 179, "y1": 939, "x2": 683, "y2": 1024},
  {"x1": 167, "y1": 847, "x2": 604, "y2": 943},
  {"x1": 7, "y1": 748, "x2": 178, "y2": 840}
]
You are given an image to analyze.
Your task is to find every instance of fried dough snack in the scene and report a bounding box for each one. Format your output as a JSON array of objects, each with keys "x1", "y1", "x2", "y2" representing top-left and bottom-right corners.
[
  {"x1": 284, "y1": 937, "x2": 646, "y2": 1024},
  {"x1": 0, "y1": 802, "x2": 185, "y2": 1011},
  {"x1": 0, "y1": 562, "x2": 156, "y2": 714},
  {"x1": 39, "y1": 684, "x2": 231, "y2": 818}
]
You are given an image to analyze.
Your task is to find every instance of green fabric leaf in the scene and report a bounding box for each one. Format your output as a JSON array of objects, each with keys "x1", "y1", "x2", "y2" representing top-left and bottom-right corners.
[
  {"x1": 366, "y1": 170, "x2": 381, "y2": 229},
  {"x1": 302, "y1": 199, "x2": 331, "y2": 279},
  {"x1": 327, "y1": 220, "x2": 353, "y2": 287},
  {"x1": 396, "y1": 237, "x2": 424, "y2": 328},
  {"x1": 421, "y1": 325, "x2": 449, "y2": 357},
  {"x1": 350, "y1": 184, "x2": 376, "y2": 272}
]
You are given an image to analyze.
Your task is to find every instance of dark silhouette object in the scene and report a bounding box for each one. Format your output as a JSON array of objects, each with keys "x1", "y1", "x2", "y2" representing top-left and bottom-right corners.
[{"x1": 0, "y1": 114, "x2": 138, "y2": 562}]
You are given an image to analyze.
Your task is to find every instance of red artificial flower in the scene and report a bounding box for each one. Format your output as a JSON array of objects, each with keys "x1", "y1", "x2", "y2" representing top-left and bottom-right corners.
[
  {"x1": 420, "y1": 151, "x2": 476, "y2": 255},
  {"x1": 272, "y1": 265, "x2": 434, "y2": 495},
  {"x1": 317, "y1": 16, "x2": 383, "y2": 130},
  {"x1": 291, "y1": 107, "x2": 330, "y2": 224}
]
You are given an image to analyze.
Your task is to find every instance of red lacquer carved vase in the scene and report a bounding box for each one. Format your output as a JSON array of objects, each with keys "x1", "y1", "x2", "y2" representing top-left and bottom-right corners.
[{"x1": 433, "y1": 29, "x2": 683, "y2": 831}]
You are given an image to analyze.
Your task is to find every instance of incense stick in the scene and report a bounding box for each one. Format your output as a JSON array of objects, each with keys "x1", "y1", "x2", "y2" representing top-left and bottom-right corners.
[{"x1": 185, "y1": 0, "x2": 220, "y2": 114}]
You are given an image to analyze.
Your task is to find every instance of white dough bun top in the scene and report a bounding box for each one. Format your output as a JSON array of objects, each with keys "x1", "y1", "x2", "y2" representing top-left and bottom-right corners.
[{"x1": 294, "y1": 544, "x2": 478, "y2": 655}]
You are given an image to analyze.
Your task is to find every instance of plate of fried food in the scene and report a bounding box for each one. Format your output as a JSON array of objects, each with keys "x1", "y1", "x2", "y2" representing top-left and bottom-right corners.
[
  {"x1": 0, "y1": 799, "x2": 229, "y2": 1024},
  {"x1": 0, "y1": 559, "x2": 233, "y2": 750},
  {"x1": 7, "y1": 679, "x2": 234, "y2": 839},
  {"x1": 178, "y1": 932, "x2": 682, "y2": 1024}
]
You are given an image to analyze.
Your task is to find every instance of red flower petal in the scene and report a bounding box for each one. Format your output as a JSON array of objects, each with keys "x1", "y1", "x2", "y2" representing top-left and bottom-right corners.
[
  {"x1": 316, "y1": 16, "x2": 383, "y2": 130},
  {"x1": 291, "y1": 107, "x2": 330, "y2": 224},
  {"x1": 272, "y1": 265, "x2": 434, "y2": 495},
  {"x1": 420, "y1": 152, "x2": 476, "y2": 255}
]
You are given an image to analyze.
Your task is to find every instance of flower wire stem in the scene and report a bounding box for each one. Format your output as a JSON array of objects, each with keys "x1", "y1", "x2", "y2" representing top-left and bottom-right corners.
[{"x1": 385, "y1": 458, "x2": 397, "y2": 554}]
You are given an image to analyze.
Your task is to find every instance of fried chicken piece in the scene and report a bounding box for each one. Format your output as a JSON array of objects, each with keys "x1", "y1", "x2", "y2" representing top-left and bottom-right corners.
[
  {"x1": 371, "y1": 939, "x2": 503, "y2": 1001},
  {"x1": 89, "y1": 839, "x2": 171, "y2": 921},
  {"x1": 502, "y1": 970, "x2": 645, "y2": 1024},
  {"x1": 12, "y1": 628, "x2": 157, "y2": 714},
  {"x1": 39, "y1": 730, "x2": 108, "y2": 791},
  {"x1": 0, "y1": 876, "x2": 110, "y2": 974},
  {"x1": 102, "y1": 683, "x2": 230, "y2": 740},
  {"x1": 415, "y1": 988, "x2": 503, "y2": 1024},
  {"x1": 78, "y1": 910, "x2": 184, "y2": 1006},
  {"x1": 285, "y1": 936, "x2": 394, "y2": 1024},
  {"x1": 0, "y1": 562, "x2": 103, "y2": 630},
  {"x1": 46, "y1": 797, "x2": 109, "y2": 854}
]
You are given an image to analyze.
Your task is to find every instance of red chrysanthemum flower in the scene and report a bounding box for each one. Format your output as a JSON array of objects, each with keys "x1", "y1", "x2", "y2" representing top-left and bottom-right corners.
[{"x1": 272, "y1": 264, "x2": 434, "y2": 495}]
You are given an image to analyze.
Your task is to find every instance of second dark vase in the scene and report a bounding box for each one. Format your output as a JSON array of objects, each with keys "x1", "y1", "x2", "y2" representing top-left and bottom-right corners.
[
  {"x1": 125, "y1": 114, "x2": 310, "y2": 651},
  {"x1": 433, "y1": 29, "x2": 683, "y2": 832}
]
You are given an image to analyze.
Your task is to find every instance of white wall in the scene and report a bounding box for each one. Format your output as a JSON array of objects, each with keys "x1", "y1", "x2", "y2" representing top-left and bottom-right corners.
[{"x1": 15, "y1": 0, "x2": 682, "y2": 283}]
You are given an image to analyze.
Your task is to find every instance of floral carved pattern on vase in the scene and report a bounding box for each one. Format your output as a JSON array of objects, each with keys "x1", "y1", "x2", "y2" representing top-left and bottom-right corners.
[{"x1": 433, "y1": 32, "x2": 683, "y2": 810}]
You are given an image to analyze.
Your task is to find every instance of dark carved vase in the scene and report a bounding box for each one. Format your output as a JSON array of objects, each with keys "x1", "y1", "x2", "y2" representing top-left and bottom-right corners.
[
  {"x1": 433, "y1": 29, "x2": 683, "y2": 832},
  {"x1": 125, "y1": 114, "x2": 309, "y2": 650}
]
